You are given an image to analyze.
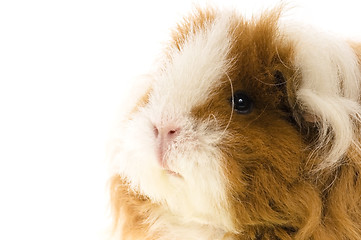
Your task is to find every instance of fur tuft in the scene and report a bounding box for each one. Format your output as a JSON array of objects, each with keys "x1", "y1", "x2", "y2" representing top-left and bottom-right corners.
[{"x1": 281, "y1": 23, "x2": 361, "y2": 170}]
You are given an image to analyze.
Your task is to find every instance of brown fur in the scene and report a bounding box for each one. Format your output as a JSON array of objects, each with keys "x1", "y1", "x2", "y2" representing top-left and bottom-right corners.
[
  {"x1": 110, "y1": 8, "x2": 361, "y2": 240},
  {"x1": 350, "y1": 42, "x2": 361, "y2": 61},
  {"x1": 110, "y1": 176, "x2": 160, "y2": 240},
  {"x1": 128, "y1": 88, "x2": 151, "y2": 117},
  {"x1": 170, "y1": 8, "x2": 217, "y2": 52}
]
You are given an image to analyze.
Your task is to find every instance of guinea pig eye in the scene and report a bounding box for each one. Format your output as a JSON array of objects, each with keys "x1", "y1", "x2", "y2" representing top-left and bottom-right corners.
[{"x1": 230, "y1": 91, "x2": 253, "y2": 114}]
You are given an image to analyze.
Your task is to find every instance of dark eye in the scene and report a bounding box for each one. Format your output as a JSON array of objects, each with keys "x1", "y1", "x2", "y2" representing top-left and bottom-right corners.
[{"x1": 230, "y1": 91, "x2": 253, "y2": 114}]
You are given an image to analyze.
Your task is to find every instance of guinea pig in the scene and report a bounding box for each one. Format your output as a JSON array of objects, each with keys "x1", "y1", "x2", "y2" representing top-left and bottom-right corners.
[{"x1": 108, "y1": 7, "x2": 361, "y2": 240}]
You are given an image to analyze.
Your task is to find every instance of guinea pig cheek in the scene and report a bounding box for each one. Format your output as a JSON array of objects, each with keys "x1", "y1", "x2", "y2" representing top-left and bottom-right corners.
[{"x1": 117, "y1": 105, "x2": 235, "y2": 228}]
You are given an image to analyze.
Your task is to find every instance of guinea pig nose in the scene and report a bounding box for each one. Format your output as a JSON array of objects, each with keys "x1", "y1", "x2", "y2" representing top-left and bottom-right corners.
[
  {"x1": 153, "y1": 125, "x2": 181, "y2": 168},
  {"x1": 153, "y1": 125, "x2": 180, "y2": 141}
]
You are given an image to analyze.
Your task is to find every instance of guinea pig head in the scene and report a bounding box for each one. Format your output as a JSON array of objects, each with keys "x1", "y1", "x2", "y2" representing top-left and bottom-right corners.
[{"x1": 110, "y1": 8, "x2": 361, "y2": 237}]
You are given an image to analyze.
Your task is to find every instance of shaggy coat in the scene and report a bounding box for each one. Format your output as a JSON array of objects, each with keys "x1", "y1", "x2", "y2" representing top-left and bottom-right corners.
[{"x1": 108, "y1": 7, "x2": 361, "y2": 240}]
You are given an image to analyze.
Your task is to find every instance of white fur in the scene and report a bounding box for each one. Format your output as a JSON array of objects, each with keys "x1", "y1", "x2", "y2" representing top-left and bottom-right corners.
[
  {"x1": 146, "y1": 207, "x2": 232, "y2": 240},
  {"x1": 109, "y1": 10, "x2": 361, "y2": 240},
  {"x1": 110, "y1": 12, "x2": 236, "y2": 239},
  {"x1": 280, "y1": 23, "x2": 361, "y2": 169},
  {"x1": 150, "y1": 12, "x2": 233, "y2": 116}
]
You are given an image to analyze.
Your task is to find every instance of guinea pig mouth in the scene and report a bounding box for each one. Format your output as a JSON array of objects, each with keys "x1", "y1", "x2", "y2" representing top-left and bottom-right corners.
[
  {"x1": 159, "y1": 152, "x2": 183, "y2": 178},
  {"x1": 160, "y1": 155, "x2": 182, "y2": 177},
  {"x1": 165, "y1": 169, "x2": 182, "y2": 178}
]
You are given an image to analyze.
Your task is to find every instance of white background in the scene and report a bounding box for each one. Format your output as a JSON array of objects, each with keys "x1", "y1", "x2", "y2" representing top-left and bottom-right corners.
[{"x1": 0, "y1": 0, "x2": 360, "y2": 239}]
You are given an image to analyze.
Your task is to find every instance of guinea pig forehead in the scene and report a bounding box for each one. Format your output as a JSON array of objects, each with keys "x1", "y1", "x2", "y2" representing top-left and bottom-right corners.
[
  {"x1": 224, "y1": 15, "x2": 294, "y2": 104},
  {"x1": 149, "y1": 14, "x2": 233, "y2": 114}
]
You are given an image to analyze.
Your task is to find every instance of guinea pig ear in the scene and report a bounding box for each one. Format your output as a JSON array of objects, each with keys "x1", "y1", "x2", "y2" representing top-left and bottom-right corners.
[{"x1": 284, "y1": 26, "x2": 361, "y2": 170}]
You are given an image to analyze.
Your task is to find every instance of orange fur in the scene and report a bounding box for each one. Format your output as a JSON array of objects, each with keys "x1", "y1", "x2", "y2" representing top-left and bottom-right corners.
[
  {"x1": 170, "y1": 8, "x2": 217, "y2": 52},
  {"x1": 110, "y1": 8, "x2": 361, "y2": 240},
  {"x1": 350, "y1": 42, "x2": 361, "y2": 61},
  {"x1": 110, "y1": 176, "x2": 160, "y2": 240}
]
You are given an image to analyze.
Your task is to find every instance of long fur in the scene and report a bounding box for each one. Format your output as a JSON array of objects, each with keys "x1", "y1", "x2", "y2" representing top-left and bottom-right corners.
[
  {"x1": 108, "y1": 7, "x2": 361, "y2": 240},
  {"x1": 281, "y1": 22, "x2": 361, "y2": 170}
]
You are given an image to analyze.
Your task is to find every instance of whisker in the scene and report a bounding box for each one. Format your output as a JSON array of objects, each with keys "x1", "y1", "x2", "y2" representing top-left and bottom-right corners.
[
  {"x1": 254, "y1": 76, "x2": 287, "y2": 86},
  {"x1": 275, "y1": 44, "x2": 292, "y2": 70},
  {"x1": 244, "y1": 104, "x2": 268, "y2": 129},
  {"x1": 218, "y1": 72, "x2": 234, "y2": 140}
]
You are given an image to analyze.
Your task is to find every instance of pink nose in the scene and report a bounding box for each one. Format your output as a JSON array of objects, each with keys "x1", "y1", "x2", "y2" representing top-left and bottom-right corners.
[{"x1": 153, "y1": 125, "x2": 180, "y2": 167}]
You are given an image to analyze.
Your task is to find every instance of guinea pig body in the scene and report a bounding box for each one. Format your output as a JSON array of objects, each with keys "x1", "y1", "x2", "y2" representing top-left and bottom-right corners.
[{"x1": 108, "y1": 7, "x2": 361, "y2": 240}]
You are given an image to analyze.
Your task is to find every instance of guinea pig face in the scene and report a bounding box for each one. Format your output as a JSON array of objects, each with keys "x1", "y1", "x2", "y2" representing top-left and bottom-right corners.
[
  {"x1": 111, "y1": 8, "x2": 361, "y2": 232},
  {"x1": 116, "y1": 14, "x2": 236, "y2": 228},
  {"x1": 114, "y1": 10, "x2": 298, "y2": 229}
]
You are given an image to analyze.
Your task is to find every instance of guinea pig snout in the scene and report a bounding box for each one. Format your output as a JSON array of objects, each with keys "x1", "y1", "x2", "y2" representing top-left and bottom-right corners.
[{"x1": 153, "y1": 124, "x2": 181, "y2": 168}]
